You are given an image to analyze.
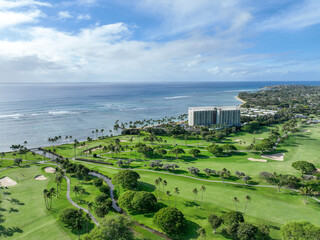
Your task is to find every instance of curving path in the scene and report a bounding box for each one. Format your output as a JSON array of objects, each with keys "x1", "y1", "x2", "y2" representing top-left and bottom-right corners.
[
  {"x1": 88, "y1": 171, "x2": 122, "y2": 213},
  {"x1": 30, "y1": 150, "x2": 99, "y2": 226}
]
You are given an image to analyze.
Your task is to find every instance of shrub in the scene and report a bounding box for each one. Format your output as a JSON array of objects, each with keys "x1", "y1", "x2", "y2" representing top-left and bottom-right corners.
[
  {"x1": 118, "y1": 190, "x2": 157, "y2": 213},
  {"x1": 94, "y1": 178, "x2": 103, "y2": 187},
  {"x1": 99, "y1": 185, "x2": 110, "y2": 195},
  {"x1": 281, "y1": 221, "x2": 320, "y2": 240}
]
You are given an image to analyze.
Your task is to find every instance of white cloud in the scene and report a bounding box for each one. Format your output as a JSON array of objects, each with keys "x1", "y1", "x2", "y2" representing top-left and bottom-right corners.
[
  {"x1": 0, "y1": 0, "x2": 51, "y2": 9},
  {"x1": 0, "y1": 10, "x2": 41, "y2": 29},
  {"x1": 77, "y1": 14, "x2": 91, "y2": 20},
  {"x1": 131, "y1": 0, "x2": 252, "y2": 38},
  {"x1": 260, "y1": 0, "x2": 320, "y2": 30},
  {"x1": 58, "y1": 11, "x2": 72, "y2": 19}
]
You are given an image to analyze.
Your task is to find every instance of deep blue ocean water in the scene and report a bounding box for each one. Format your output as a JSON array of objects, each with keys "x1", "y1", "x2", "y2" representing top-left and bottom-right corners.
[{"x1": 0, "y1": 81, "x2": 319, "y2": 151}]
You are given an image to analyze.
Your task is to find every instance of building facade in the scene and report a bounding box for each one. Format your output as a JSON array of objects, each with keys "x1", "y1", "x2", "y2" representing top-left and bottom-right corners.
[{"x1": 188, "y1": 106, "x2": 241, "y2": 127}]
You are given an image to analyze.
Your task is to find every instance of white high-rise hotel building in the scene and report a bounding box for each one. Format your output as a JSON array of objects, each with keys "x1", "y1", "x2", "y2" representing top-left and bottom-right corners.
[{"x1": 188, "y1": 106, "x2": 241, "y2": 127}]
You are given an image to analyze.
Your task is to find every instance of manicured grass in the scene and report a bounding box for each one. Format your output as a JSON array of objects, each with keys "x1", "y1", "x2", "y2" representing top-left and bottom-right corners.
[
  {"x1": 80, "y1": 165, "x2": 320, "y2": 240},
  {"x1": 0, "y1": 165, "x2": 78, "y2": 239}
]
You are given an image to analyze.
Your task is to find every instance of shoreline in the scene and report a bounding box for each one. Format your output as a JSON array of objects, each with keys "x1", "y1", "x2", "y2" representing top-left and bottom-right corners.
[{"x1": 235, "y1": 95, "x2": 246, "y2": 106}]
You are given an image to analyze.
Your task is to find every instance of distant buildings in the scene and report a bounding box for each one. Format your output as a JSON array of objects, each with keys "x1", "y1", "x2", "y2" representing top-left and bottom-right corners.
[{"x1": 188, "y1": 106, "x2": 241, "y2": 127}]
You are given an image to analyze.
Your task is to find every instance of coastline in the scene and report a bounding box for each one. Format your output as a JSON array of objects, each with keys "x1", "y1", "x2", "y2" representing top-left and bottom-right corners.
[{"x1": 235, "y1": 95, "x2": 246, "y2": 106}]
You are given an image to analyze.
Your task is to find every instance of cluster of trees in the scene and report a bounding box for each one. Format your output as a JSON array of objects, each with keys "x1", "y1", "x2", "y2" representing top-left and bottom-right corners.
[
  {"x1": 153, "y1": 207, "x2": 186, "y2": 237},
  {"x1": 149, "y1": 160, "x2": 180, "y2": 172},
  {"x1": 118, "y1": 190, "x2": 157, "y2": 213},
  {"x1": 60, "y1": 208, "x2": 91, "y2": 238},
  {"x1": 207, "y1": 211, "x2": 270, "y2": 239},
  {"x1": 281, "y1": 221, "x2": 320, "y2": 240},
  {"x1": 112, "y1": 170, "x2": 140, "y2": 190},
  {"x1": 207, "y1": 143, "x2": 237, "y2": 156},
  {"x1": 83, "y1": 215, "x2": 134, "y2": 240}
]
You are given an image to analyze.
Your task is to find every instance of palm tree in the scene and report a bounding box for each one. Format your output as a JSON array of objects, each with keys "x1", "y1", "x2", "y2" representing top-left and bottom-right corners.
[
  {"x1": 200, "y1": 185, "x2": 206, "y2": 209},
  {"x1": 300, "y1": 186, "x2": 313, "y2": 204},
  {"x1": 233, "y1": 197, "x2": 239, "y2": 211},
  {"x1": 155, "y1": 178, "x2": 160, "y2": 199},
  {"x1": 73, "y1": 139, "x2": 79, "y2": 159},
  {"x1": 48, "y1": 187, "x2": 56, "y2": 209},
  {"x1": 174, "y1": 187, "x2": 180, "y2": 207},
  {"x1": 43, "y1": 189, "x2": 49, "y2": 209},
  {"x1": 73, "y1": 186, "x2": 80, "y2": 202},
  {"x1": 197, "y1": 228, "x2": 206, "y2": 240},
  {"x1": 244, "y1": 195, "x2": 251, "y2": 214},
  {"x1": 157, "y1": 177, "x2": 163, "y2": 199},
  {"x1": 193, "y1": 188, "x2": 198, "y2": 204},
  {"x1": 162, "y1": 179, "x2": 167, "y2": 194},
  {"x1": 55, "y1": 175, "x2": 62, "y2": 197},
  {"x1": 166, "y1": 191, "x2": 172, "y2": 206}
]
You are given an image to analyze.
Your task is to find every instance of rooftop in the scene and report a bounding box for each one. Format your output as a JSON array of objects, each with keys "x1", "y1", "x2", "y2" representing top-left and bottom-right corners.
[{"x1": 188, "y1": 106, "x2": 239, "y2": 111}]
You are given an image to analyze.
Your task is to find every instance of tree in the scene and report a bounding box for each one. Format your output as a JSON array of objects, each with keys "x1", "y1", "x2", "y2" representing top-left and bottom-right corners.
[
  {"x1": 208, "y1": 214, "x2": 222, "y2": 233},
  {"x1": 299, "y1": 186, "x2": 314, "y2": 204},
  {"x1": 222, "y1": 211, "x2": 244, "y2": 237},
  {"x1": 292, "y1": 161, "x2": 316, "y2": 174},
  {"x1": 153, "y1": 207, "x2": 186, "y2": 236},
  {"x1": 189, "y1": 149, "x2": 201, "y2": 158},
  {"x1": 174, "y1": 187, "x2": 180, "y2": 208},
  {"x1": 193, "y1": 188, "x2": 198, "y2": 204},
  {"x1": 95, "y1": 194, "x2": 109, "y2": 205},
  {"x1": 233, "y1": 197, "x2": 239, "y2": 211},
  {"x1": 207, "y1": 144, "x2": 224, "y2": 157},
  {"x1": 119, "y1": 191, "x2": 157, "y2": 213},
  {"x1": 73, "y1": 186, "x2": 80, "y2": 202},
  {"x1": 59, "y1": 208, "x2": 84, "y2": 232},
  {"x1": 131, "y1": 191, "x2": 157, "y2": 213},
  {"x1": 197, "y1": 228, "x2": 206, "y2": 240},
  {"x1": 281, "y1": 221, "x2": 320, "y2": 240},
  {"x1": 244, "y1": 195, "x2": 251, "y2": 215},
  {"x1": 237, "y1": 222, "x2": 258, "y2": 240},
  {"x1": 170, "y1": 147, "x2": 185, "y2": 158},
  {"x1": 14, "y1": 158, "x2": 22, "y2": 166},
  {"x1": 84, "y1": 215, "x2": 134, "y2": 240},
  {"x1": 93, "y1": 178, "x2": 103, "y2": 187},
  {"x1": 200, "y1": 185, "x2": 206, "y2": 209},
  {"x1": 112, "y1": 170, "x2": 140, "y2": 190}
]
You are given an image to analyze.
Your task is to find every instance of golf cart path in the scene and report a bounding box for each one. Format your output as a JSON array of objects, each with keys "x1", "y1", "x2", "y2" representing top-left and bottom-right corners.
[{"x1": 30, "y1": 150, "x2": 99, "y2": 226}]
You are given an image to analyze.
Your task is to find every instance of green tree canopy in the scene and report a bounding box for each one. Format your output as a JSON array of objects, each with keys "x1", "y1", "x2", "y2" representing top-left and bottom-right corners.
[
  {"x1": 281, "y1": 221, "x2": 320, "y2": 240},
  {"x1": 153, "y1": 207, "x2": 186, "y2": 236},
  {"x1": 292, "y1": 161, "x2": 317, "y2": 174},
  {"x1": 112, "y1": 170, "x2": 140, "y2": 190},
  {"x1": 84, "y1": 215, "x2": 134, "y2": 240}
]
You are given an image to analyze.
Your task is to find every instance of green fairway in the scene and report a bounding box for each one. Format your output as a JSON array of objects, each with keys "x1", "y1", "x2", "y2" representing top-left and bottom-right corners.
[
  {"x1": 0, "y1": 165, "x2": 77, "y2": 239},
  {"x1": 78, "y1": 164, "x2": 320, "y2": 240}
]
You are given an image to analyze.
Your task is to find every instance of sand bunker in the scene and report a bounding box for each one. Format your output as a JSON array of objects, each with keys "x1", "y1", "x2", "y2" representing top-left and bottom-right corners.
[
  {"x1": 261, "y1": 153, "x2": 285, "y2": 161},
  {"x1": 45, "y1": 167, "x2": 56, "y2": 173},
  {"x1": 35, "y1": 175, "x2": 47, "y2": 181},
  {"x1": 120, "y1": 140, "x2": 128, "y2": 142},
  {"x1": 235, "y1": 139, "x2": 241, "y2": 142},
  {"x1": 0, "y1": 177, "x2": 17, "y2": 187},
  {"x1": 317, "y1": 168, "x2": 320, "y2": 173},
  {"x1": 257, "y1": 138, "x2": 264, "y2": 140},
  {"x1": 248, "y1": 158, "x2": 267, "y2": 162},
  {"x1": 77, "y1": 145, "x2": 88, "y2": 149},
  {"x1": 303, "y1": 129, "x2": 311, "y2": 133}
]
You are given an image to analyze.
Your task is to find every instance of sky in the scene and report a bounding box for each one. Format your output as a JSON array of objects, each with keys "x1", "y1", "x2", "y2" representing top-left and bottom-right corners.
[{"x1": 0, "y1": 0, "x2": 319, "y2": 83}]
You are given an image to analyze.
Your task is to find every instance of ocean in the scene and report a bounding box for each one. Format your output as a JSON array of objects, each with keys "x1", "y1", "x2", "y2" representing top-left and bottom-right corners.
[{"x1": 0, "y1": 81, "x2": 319, "y2": 152}]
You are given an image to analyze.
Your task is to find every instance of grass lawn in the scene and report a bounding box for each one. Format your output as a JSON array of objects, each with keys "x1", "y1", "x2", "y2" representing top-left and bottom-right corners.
[{"x1": 79, "y1": 165, "x2": 320, "y2": 240}]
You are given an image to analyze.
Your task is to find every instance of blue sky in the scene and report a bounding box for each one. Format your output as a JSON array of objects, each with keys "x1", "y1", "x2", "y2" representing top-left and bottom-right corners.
[{"x1": 0, "y1": 0, "x2": 319, "y2": 82}]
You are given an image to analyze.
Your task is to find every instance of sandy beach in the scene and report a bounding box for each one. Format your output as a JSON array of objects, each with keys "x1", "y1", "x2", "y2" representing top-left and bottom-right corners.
[{"x1": 235, "y1": 96, "x2": 246, "y2": 106}]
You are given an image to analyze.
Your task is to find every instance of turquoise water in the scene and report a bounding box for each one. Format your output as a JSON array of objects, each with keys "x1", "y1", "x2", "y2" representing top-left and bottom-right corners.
[{"x1": 0, "y1": 81, "x2": 318, "y2": 151}]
